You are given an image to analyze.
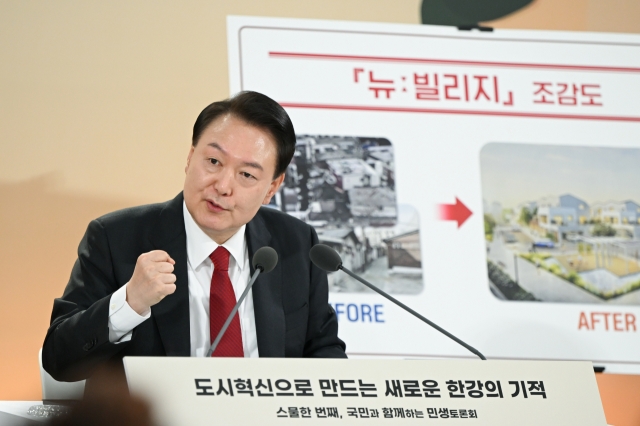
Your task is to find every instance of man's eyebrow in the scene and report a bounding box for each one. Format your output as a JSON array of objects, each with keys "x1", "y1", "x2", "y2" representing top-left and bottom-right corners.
[
  {"x1": 207, "y1": 142, "x2": 264, "y2": 171},
  {"x1": 207, "y1": 142, "x2": 226, "y2": 154},
  {"x1": 242, "y1": 161, "x2": 263, "y2": 171}
]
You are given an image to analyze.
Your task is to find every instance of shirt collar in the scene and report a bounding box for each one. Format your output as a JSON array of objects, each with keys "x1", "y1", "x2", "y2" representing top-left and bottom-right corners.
[{"x1": 183, "y1": 201, "x2": 247, "y2": 270}]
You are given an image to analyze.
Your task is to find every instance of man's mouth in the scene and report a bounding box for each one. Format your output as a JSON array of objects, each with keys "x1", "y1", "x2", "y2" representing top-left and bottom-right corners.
[{"x1": 206, "y1": 200, "x2": 227, "y2": 213}]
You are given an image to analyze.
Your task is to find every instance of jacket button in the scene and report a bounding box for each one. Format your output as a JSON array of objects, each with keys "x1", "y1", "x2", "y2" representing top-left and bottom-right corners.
[{"x1": 83, "y1": 339, "x2": 96, "y2": 351}]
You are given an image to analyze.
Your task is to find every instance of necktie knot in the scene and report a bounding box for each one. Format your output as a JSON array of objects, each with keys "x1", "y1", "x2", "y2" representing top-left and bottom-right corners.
[{"x1": 210, "y1": 246, "x2": 230, "y2": 272}]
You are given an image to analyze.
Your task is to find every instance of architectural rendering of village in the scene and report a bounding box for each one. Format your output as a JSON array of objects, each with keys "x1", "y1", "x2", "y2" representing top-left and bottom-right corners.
[{"x1": 481, "y1": 143, "x2": 640, "y2": 304}]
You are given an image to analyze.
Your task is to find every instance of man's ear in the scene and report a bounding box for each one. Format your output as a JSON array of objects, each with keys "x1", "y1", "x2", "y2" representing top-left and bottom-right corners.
[
  {"x1": 262, "y1": 173, "x2": 286, "y2": 205},
  {"x1": 185, "y1": 146, "x2": 195, "y2": 173}
]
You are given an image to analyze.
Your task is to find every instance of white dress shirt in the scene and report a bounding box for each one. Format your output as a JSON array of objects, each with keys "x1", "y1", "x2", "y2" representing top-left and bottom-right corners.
[{"x1": 107, "y1": 202, "x2": 259, "y2": 358}]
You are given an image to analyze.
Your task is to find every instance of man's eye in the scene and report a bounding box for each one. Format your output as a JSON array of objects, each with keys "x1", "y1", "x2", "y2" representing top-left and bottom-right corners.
[
  {"x1": 208, "y1": 158, "x2": 219, "y2": 165},
  {"x1": 241, "y1": 172, "x2": 254, "y2": 179}
]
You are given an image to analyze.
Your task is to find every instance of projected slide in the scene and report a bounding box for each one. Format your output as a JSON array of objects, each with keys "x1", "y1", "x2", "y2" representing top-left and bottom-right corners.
[{"x1": 228, "y1": 15, "x2": 640, "y2": 371}]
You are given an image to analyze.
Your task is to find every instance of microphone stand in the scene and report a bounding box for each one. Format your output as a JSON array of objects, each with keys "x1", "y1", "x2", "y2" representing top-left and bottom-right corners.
[{"x1": 339, "y1": 266, "x2": 487, "y2": 360}]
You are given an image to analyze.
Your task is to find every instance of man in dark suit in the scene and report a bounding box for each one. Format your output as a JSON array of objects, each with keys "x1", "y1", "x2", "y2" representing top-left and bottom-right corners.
[{"x1": 43, "y1": 91, "x2": 346, "y2": 392}]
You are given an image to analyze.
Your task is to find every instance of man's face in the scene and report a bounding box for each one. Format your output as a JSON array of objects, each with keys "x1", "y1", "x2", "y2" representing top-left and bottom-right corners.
[{"x1": 183, "y1": 114, "x2": 284, "y2": 243}]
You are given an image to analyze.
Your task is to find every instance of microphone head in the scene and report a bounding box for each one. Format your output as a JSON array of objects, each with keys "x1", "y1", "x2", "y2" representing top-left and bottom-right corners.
[
  {"x1": 309, "y1": 244, "x2": 342, "y2": 272},
  {"x1": 252, "y1": 246, "x2": 278, "y2": 273}
]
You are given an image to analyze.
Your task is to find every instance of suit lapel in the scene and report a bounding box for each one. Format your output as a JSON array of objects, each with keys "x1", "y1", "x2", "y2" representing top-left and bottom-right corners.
[
  {"x1": 149, "y1": 193, "x2": 191, "y2": 356},
  {"x1": 246, "y1": 209, "x2": 285, "y2": 357}
]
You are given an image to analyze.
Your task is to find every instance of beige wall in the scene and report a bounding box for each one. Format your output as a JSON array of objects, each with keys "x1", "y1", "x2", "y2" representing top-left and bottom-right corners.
[{"x1": 1, "y1": 3, "x2": 639, "y2": 422}]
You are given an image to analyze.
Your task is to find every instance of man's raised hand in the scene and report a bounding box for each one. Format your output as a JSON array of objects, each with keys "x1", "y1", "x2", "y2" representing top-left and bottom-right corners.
[{"x1": 126, "y1": 250, "x2": 177, "y2": 315}]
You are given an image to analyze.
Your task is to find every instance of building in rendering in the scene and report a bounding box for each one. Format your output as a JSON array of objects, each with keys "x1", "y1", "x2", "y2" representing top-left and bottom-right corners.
[{"x1": 536, "y1": 194, "x2": 590, "y2": 241}]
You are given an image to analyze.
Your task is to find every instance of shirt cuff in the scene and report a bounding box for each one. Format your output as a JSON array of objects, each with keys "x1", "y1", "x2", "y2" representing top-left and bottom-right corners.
[{"x1": 108, "y1": 283, "x2": 151, "y2": 343}]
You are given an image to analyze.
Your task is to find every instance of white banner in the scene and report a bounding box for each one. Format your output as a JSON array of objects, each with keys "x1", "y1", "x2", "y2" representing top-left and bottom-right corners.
[
  {"x1": 124, "y1": 357, "x2": 606, "y2": 426},
  {"x1": 227, "y1": 16, "x2": 640, "y2": 372}
]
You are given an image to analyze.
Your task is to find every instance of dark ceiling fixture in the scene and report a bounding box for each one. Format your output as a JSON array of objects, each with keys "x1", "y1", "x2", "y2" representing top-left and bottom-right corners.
[{"x1": 421, "y1": 0, "x2": 534, "y2": 31}]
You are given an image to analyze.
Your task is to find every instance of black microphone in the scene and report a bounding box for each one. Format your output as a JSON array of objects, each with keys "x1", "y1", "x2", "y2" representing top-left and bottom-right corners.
[
  {"x1": 309, "y1": 244, "x2": 486, "y2": 360},
  {"x1": 206, "y1": 246, "x2": 278, "y2": 357}
]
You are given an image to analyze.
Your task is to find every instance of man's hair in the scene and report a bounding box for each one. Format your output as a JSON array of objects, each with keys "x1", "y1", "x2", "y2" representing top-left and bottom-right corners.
[{"x1": 192, "y1": 91, "x2": 296, "y2": 178}]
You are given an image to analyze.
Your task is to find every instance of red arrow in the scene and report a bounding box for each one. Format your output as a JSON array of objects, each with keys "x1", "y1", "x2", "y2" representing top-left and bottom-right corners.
[{"x1": 437, "y1": 198, "x2": 472, "y2": 228}]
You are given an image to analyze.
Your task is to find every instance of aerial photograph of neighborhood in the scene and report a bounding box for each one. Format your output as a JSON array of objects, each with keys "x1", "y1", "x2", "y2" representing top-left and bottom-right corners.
[
  {"x1": 267, "y1": 134, "x2": 423, "y2": 294},
  {"x1": 480, "y1": 142, "x2": 640, "y2": 305}
]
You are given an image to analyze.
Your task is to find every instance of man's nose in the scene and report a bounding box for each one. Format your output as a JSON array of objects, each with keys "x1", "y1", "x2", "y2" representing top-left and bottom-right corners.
[{"x1": 213, "y1": 169, "x2": 234, "y2": 195}]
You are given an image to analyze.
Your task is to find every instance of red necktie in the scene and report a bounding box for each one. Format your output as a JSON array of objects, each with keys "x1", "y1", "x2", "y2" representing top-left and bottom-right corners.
[{"x1": 209, "y1": 246, "x2": 244, "y2": 357}]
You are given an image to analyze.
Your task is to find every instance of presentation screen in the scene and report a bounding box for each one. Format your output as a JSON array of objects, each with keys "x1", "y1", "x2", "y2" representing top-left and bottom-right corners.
[{"x1": 228, "y1": 16, "x2": 640, "y2": 372}]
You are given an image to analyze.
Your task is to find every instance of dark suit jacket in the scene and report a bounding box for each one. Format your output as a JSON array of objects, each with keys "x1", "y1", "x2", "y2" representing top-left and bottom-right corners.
[{"x1": 42, "y1": 193, "x2": 346, "y2": 388}]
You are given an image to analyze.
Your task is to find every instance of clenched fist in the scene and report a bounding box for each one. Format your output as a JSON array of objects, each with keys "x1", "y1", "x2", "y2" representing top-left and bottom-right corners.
[{"x1": 126, "y1": 250, "x2": 177, "y2": 315}]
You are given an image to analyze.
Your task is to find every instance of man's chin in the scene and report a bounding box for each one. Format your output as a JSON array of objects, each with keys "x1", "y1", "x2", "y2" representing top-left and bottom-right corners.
[
  {"x1": 196, "y1": 214, "x2": 225, "y2": 229},
  {"x1": 193, "y1": 211, "x2": 234, "y2": 236}
]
